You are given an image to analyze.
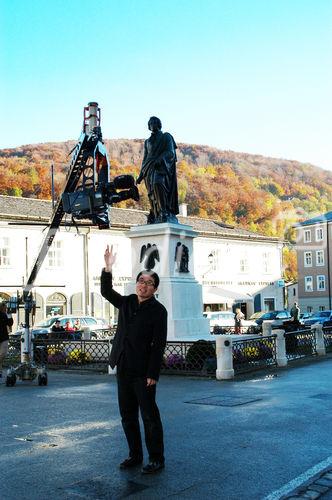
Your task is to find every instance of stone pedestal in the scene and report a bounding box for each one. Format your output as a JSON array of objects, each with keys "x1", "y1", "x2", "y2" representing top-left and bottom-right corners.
[{"x1": 125, "y1": 222, "x2": 210, "y2": 340}]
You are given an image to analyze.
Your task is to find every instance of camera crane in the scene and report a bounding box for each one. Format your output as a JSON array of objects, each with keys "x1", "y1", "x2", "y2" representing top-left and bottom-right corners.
[{"x1": 5, "y1": 102, "x2": 139, "y2": 387}]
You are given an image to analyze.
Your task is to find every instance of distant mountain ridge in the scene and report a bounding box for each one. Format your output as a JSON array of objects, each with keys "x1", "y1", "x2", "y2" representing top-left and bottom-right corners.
[{"x1": 1, "y1": 139, "x2": 332, "y2": 242}]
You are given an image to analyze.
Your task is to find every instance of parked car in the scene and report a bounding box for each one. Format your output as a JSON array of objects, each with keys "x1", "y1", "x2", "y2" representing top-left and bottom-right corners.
[
  {"x1": 303, "y1": 310, "x2": 332, "y2": 327},
  {"x1": 205, "y1": 311, "x2": 256, "y2": 334},
  {"x1": 11, "y1": 315, "x2": 109, "y2": 340},
  {"x1": 250, "y1": 310, "x2": 292, "y2": 333},
  {"x1": 95, "y1": 318, "x2": 111, "y2": 328},
  {"x1": 299, "y1": 312, "x2": 313, "y2": 325}
]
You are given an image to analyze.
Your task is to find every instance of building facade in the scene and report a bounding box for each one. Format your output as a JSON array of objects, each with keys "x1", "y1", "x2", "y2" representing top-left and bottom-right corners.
[
  {"x1": 296, "y1": 212, "x2": 332, "y2": 312},
  {"x1": 0, "y1": 195, "x2": 284, "y2": 329}
]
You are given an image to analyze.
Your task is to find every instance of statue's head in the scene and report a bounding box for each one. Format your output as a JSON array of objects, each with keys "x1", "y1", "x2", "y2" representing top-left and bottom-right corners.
[{"x1": 148, "y1": 116, "x2": 162, "y2": 132}]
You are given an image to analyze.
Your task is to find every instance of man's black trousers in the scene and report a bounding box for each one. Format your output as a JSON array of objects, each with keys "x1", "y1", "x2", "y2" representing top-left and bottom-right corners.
[{"x1": 117, "y1": 371, "x2": 164, "y2": 463}]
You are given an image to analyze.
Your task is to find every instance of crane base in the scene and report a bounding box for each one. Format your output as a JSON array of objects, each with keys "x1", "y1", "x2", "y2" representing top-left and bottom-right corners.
[{"x1": 5, "y1": 363, "x2": 48, "y2": 387}]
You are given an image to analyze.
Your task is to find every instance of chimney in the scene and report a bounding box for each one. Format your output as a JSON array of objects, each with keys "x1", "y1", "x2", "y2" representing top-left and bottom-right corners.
[{"x1": 179, "y1": 203, "x2": 187, "y2": 217}]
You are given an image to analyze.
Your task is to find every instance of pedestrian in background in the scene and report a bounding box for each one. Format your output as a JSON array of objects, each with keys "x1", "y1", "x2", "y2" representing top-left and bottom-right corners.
[
  {"x1": 234, "y1": 307, "x2": 244, "y2": 334},
  {"x1": 0, "y1": 302, "x2": 14, "y2": 377},
  {"x1": 290, "y1": 302, "x2": 301, "y2": 325}
]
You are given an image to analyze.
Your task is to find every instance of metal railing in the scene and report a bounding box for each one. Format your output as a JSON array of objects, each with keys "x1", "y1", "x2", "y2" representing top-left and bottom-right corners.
[
  {"x1": 34, "y1": 339, "x2": 111, "y2": 371},
  {"x1": 5, "y1": 327, "x2": 327, "y2": 378},
  {"x1": 323, "y1": 326, "x2": 332, "y2": 353},
  {"x1": 232, "y1": 335, "x2": 277, "y2": 373},
  {"x1": 284, "y1": 329, "x2": 317, "y2": 361},
  {"x1": 4, "y1": 338, "x2": 111, "y2": 373},
  {"x1": 5, "y1": 338, "x2": 21, "y2": 366},
  {"x1": 211, "y1": 325, "x2": 257, "y2": 335},
  {"x1": 161, "y1": 340, "x2": 216, "y2": 376}
]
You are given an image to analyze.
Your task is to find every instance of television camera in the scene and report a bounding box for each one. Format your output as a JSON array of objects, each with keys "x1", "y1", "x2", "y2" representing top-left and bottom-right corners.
[{"x1": 62, "y1": 173, "x2": 139, "y2": 228}]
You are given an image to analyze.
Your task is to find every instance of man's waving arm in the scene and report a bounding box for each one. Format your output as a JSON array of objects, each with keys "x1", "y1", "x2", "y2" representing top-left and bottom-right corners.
[{"x1": 101, "y1": 244, "x2": 124, "y2": 309}]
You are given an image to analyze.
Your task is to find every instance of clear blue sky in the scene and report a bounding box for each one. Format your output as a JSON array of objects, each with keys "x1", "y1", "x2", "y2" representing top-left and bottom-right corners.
[{"x1": 1, "y1": 0, "x2": 331, "y2": 169}]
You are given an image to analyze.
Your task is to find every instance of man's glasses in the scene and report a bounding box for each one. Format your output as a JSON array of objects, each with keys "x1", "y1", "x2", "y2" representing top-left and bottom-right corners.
[{"x1": 137, "y1": 277, "x2": 155, "y2": 287}]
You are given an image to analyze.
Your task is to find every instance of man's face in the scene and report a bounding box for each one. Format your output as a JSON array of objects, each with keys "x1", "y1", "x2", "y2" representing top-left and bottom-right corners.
[{"x1": 136, "y1": 274, "x2": 156, "y2": 302}]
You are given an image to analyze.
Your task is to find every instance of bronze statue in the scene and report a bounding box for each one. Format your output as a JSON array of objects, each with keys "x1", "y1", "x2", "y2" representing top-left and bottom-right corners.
[
  {"x1": 140, "y1": 243, "x2": 160, "y2": 270},
  {"x1": 175, "y1": 242, "x2": 189, "y2": 273},
  {"x1": 137, "y1": 116, "x2": 179, "y2": 224}
]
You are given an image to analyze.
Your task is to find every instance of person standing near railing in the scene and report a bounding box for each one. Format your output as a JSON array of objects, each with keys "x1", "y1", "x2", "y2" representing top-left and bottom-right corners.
[
  {"x1": 234, "y1": 308, "x2": 245, "y2": 334},
  {"x1": 101, "y1": 244, "x2": 167, "y2": 475},
  {"x1": 290, "y1": 302, "x2": 301, "y2": 325},
  {"x1": 0, "y1": 302, "x2": 14, "y2": 377}
]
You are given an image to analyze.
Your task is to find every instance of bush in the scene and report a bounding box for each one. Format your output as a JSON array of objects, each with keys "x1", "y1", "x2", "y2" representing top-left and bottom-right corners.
[
  {"x1": 258, "y1": 339, "x2": 273, "y2": 359},
  {"x1": 186, "y1": 340, "x2": 216, "y2": 371},
  {"x1": 47, "y1": 347, "x2": 67, "y2": 365},
  {"x1": 67, "y1": 349, "x2": 91, "y2": 364},
  {"x1": 164, "y1": 353, "x2": 185, "y2": 369},
  {"x1": 233, "y1": 349, "x2": 245, "y2": 365}
]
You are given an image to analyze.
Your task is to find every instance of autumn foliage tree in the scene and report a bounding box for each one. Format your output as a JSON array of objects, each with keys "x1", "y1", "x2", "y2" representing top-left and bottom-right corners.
[{"x1": 1, "y1": 139, "x2": 332, "y2": 246}]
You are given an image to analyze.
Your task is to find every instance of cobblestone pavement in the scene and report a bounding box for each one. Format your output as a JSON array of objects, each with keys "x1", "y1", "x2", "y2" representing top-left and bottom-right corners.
[{"x1": 282, "y1": 469, "x2": 332, "y2": 499}]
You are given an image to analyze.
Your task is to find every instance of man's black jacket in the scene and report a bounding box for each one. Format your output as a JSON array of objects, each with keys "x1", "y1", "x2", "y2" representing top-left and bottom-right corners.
[
  {"x1": 0, "y1": 312, "x2": 13, "y2": 342},
  {"x1": 101, "y1": 270, "x2": 167, "y2": 380}
]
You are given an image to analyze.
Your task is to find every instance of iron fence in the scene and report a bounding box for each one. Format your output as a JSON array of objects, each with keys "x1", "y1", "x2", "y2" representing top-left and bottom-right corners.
[
  {"x1": 232, "y1": 335, "x2": 277, "y2": 374},
  {"x1": 94, "y1": 328, "x2": 116, "y2": 340},
  {"x1": 211, "y1": 325, "x2": 257, "y2": 335},
  {"x1": 284, "y1": 329, "x2": 317, "y2": 361},
  {"x1": 35, "y1": 339, "x2": 111, "y2": 371},
  {"x1": 5, "y1": 338, "x2": 21, "y2": 366},
  {"x1": 4, "y1": 328, "x2": 325, "y2": 378},
  {"x1": 4, "y1": 338, "x2": 111, "y2": 372},
  {"x1": 323, "y1": 326, "x2": 332, "y2": 353},
  {"x1": 161, "y1": 340, "x2": 216, "y2": 376}
]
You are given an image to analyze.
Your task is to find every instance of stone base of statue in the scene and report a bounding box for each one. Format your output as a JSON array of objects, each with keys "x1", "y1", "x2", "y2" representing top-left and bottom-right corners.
[{"x1": 125, "y1": 222, "x2": 210, "y2": 340}]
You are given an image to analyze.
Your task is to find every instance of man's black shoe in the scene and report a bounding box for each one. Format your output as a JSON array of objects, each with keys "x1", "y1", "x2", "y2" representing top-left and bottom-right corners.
[
  {"x1": 141, "y1": 461, "x2": 165, "y2": 474},
  {"x1": 119, "y1": 457, "x2": 143, "y2": 469}
]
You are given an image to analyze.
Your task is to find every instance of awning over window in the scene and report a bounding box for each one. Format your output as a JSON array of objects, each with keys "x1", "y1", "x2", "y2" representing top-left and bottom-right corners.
[{"x1": 203, "y1": 286, "x2": 253, "y2": 304}]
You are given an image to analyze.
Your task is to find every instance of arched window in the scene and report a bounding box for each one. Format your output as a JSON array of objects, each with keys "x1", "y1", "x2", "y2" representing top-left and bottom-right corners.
[
  {"x1": 71, "y1": 293, "x2": 83, "y2": 315},
  {"x1": 91, "y1": 292, "x2": 103, "y2": 318},
  {"x1": 46, "y1": 292, "x2": 67, "y2": 317},
  {"x1": 0, "y1": 292, "x2": 11, "y2": 302},
  {"x1": 34, "y1": 293, "x2": 44, "y2": 324}
]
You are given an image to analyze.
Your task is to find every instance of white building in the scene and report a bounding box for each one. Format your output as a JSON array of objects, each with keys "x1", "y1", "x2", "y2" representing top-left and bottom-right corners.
[{"x1": 0, "y1": 195, "x2": 284, "y2": 328}]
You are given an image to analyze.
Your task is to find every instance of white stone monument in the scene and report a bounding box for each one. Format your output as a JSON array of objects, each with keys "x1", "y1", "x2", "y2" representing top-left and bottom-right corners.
[{"x1": 125, "y1": 222, "x2": 210, "y2": 341}]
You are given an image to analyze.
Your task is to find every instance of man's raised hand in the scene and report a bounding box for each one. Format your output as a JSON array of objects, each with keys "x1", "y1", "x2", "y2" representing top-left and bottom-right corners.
[{"x1": 104, "y1": 244, "x2": 117, "y2": 272}]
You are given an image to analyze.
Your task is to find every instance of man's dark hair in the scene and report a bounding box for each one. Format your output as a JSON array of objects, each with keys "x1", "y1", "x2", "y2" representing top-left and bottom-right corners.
[
  {"x1": 136, "y1": 270, "x2": 160, "y2": 289},
  {"x1": 148, "y1": 116, "x2": 162, "y2": 130}
]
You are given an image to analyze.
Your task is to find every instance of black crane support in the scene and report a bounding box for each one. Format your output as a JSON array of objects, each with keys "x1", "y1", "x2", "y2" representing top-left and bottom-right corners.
[{"x1": 24, "y1": 131, "x2": 101, "y2": 295}]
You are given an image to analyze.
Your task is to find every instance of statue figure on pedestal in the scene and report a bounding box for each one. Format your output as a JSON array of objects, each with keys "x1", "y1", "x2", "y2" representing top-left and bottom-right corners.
[
  {"x1": 175, "y1": 242, "x2": 189, "y2": 273},
  {"x1": 137, "y1": 116, "x2": 179, "y2": 224}
]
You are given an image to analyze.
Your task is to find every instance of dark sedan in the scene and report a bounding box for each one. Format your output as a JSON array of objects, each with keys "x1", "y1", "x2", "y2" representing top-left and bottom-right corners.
[{"x1": 303, "y1": 310, "x2": 332, "y2": 327}]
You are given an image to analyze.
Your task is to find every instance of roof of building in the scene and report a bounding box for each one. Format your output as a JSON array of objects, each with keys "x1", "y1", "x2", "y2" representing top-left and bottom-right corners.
[
  {"x1": 0, "y1": 194, "x2": 280, "y2": 243},
  {"x1": 297, "y1": 211, "x2": 332, "y2": 227}
]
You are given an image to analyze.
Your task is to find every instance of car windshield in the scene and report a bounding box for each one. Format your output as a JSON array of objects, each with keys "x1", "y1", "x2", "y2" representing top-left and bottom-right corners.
[
  {"x1": 313, "y1": 311, "x2": 331, "y2": 318},
  {"x1": 35, "y1": 317, "x2": 59, "y2": 327},
  {"x1": 250, "y1": 312, "x2": 266, "y2": 320},
  {"x1": 260, "y1": 312, "x2": 275, "y2": 320}
]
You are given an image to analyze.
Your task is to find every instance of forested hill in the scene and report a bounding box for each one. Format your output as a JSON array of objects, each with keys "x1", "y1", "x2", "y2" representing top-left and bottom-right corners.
[{"x1": 1, "y1": 139, "x2": 332, "y2": 241}]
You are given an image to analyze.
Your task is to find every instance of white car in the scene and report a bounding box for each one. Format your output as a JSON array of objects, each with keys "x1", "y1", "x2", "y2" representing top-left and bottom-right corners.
[
  {"x1": 11, "y1": 315, "x2": 110, "y2": 339},
  {"x1": 204, "y1": 311, "x2": 256, "y2": 333}
]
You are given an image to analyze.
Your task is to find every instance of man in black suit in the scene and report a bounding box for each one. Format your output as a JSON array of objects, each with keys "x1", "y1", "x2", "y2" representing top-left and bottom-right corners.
[{"x1": 101, "y1": 244, "x2": 167, "y2": 474}]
